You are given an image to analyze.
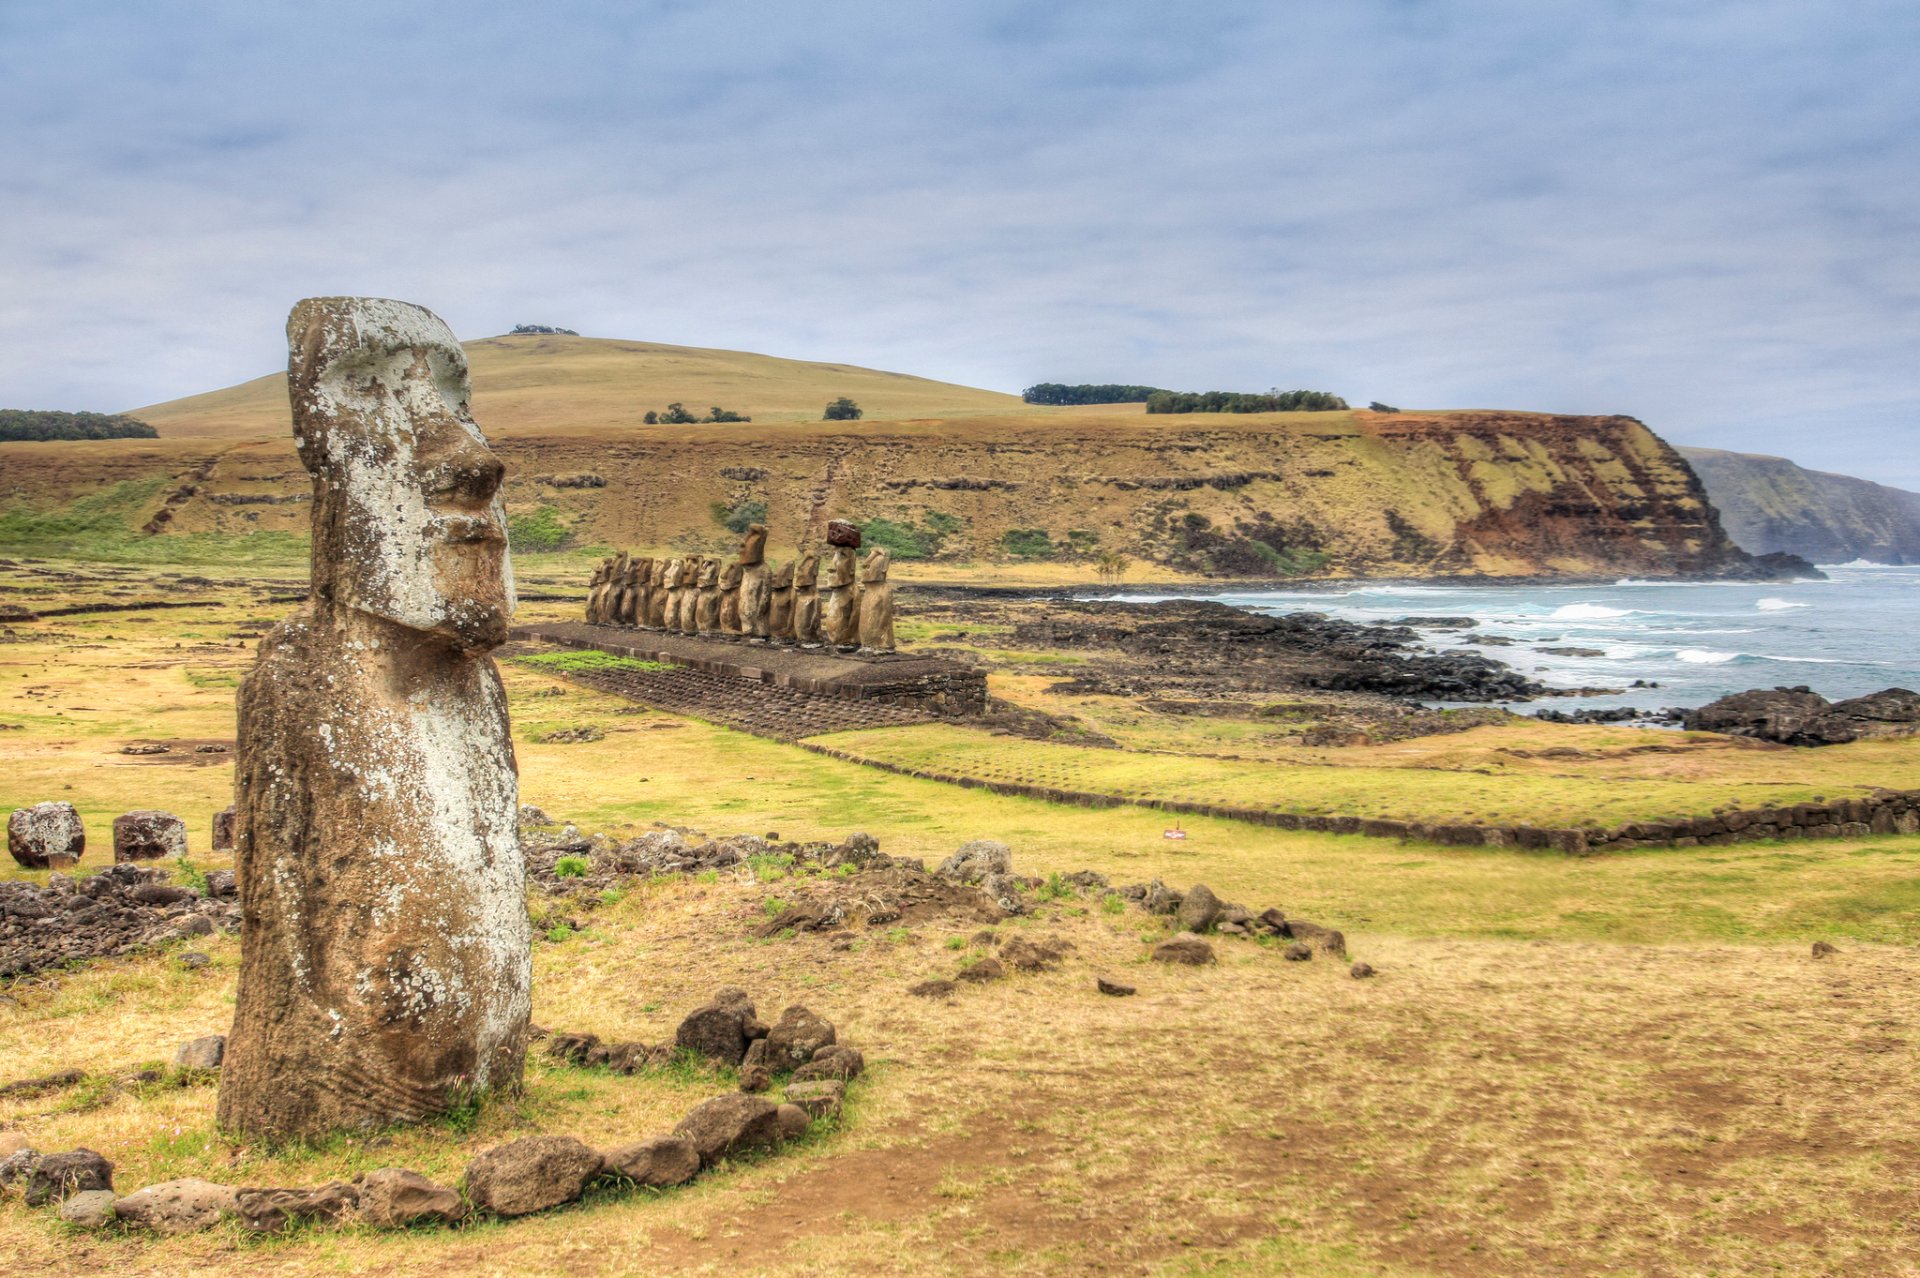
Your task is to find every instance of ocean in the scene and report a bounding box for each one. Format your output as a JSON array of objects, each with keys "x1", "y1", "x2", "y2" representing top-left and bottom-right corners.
[{"x1": 1114, "y1": 562, "x2": 1920, "y2": 713}]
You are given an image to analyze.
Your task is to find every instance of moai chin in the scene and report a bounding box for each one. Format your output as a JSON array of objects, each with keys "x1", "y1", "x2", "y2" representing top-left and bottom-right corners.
[
  {"x1": 719, "y1": 561, "x2": 744, "y2": 636},
  {"x1": 739, "y1": 524, "x2": 772, "y2": 641},
  {"x1": 858, "y1": 546, "x2": 897, "y2": 653},
  {"x1": 822, "y1": 542, "x2": 862, "y2": 651},
  {"x1": 768, "y1": 560, "x2": 795, "y2": 643},
  {"x1": 218, "y1": 297, "x2": 531, "y2": 1141},
  {"x1": 791, "y1": 545, "x2": 823, "y2": 647}
]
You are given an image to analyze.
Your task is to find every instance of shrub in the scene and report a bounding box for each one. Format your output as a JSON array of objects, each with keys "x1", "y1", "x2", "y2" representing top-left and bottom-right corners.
[
  {"x1": 858, "y1": 514, "x2": 963, "y2": 560},
  {"x1": 713, "y1": 498, "x2": 768, "y2": 534},
  {"x1": 1145, "y1": 388, "x2": 1348, "y2": 414},
  {"x1": 507, "y1": 506, "x2": 572, "y2": 553},
  {"x1": 1021, "y1": 384, "x2": 1165, "y2": 406},
  {"x1": 659, "y1": 403, "x2": 700, "y2": 425},
  {"x1": 554, "y1": 855, "x2": 590, "y2": 878},
  {"x1": 1368, "y1": 401, "x2": 1401, "y2": 414},
  {"x1": 823, "y1": 397, "x2": 862, "y2": 421},
  {"x1": 0, "y1": 409, "x2": 157, "y2": 442},
  {"x1": 1000, "y1": 528, "x2": 1053, "y2": 558}
]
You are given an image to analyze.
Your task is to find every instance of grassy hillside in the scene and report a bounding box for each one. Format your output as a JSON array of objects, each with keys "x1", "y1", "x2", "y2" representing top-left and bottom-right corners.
[
  {"x1": 1682, "y1": 445, "x2": 1920, "y2": 564},
  {"x1": 129, "y1": 333, "x2": 1030, "y2": 439}
]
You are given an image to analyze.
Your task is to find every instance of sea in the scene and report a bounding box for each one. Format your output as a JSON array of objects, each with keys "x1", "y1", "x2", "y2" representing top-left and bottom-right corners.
[{"x1": 1109, "y1": 562, "x2": 1920, "y2": 714}]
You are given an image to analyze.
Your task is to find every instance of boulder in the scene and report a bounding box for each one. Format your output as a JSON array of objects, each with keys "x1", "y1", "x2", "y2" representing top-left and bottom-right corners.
[
  {"x1": 1000, "y1": 938, "x2": 1060, "y2": 972},
  {"x1": 936, "y1": 839, "x2": 1012, "y2": 884},
  {"x1": 675, "y1": 1001, "x2": 753, "y2": 1067},
  {"x1": 112, "y1": 810, "x2": 187, "y2": 862},
  {"x1": 211, "y1": 806, "x2": 236, "y2": 851},
  {"x1": 113, "y1": 1178, "x2": 238, "y2": 1233},
  {"x1": 1142, "y1": 880, "x2": 1183, "y2": 915},
  {"x1": 1812, "y1": 940, "x2": 1838, "y2": 959},
  {"x1": 954, "y1": 955, "x2": 1006, "y2": 983},
  {"x1": 1096, "y1": 976, "x2": 1136, "y2": 996},
  {"x1": 792, "y1": 1045, "x2": 865, "y2": 1083},
  {"x1": 601, "y1": 1137, "x2": 701, "y2": 1188},
  {"x1": 763, "y1": 1005, "x2": 837, "y2": 1073},
  {"x1": 354, "y1": 1167, "x2": 466, "y2": 1228},
  {"x1": 1825, "y1": 688, "x2": 1920, "y2": 740},
  {"x1": 1176, "y1": 883, "x2": 1222, "y2": 933},
  {"x1": 978, "y1": 872, "x2": 1026, "y2": 916},
  {"x1": 1350, "y1": 961, "x2": 1377, "y2": 978},
  {"x1": 738, "y1": 1064, "x2": 772, "y2": 1093},
  {"x1": 59, "y1": 1188, "x2": 118, "y2": 1229},
  {"x1": 236, "y1": 1181, "x2": 358, "y2": 1233},
  {"x1": 1152, "y1": 935, "x2": 1215, "y2": 966},
  {"x1": 464, "y1": 1135, "x2": 603, "y2": 1217},
  {"x1": 1283, "y1": 919, "x2": 1347, "y2": 958},
  {"x1": 783, "y1": 1079, "x2": 845, "y2": 1121},
  {"x1": 672, "y1": 1094, "x2": 782, "y2": 1167},
  {"x1": 174, "y1": 1035, "x2": 226, "y2": 1070},
  {"x1": 20, "y1": 1148, "x2": 112, "y2": 1206},
  {"x1": 774, "y1": 1103, "x2": 812, "y2": 1141},
  {"x1": 8, "y1": 802, "x2": 84, "y2": 870},
  {"x1": 1284, "y1": 942, "x2": 1313, "y2": 961}
]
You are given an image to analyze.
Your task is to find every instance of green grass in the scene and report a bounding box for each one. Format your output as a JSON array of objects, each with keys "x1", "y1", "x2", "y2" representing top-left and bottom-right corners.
[
  {"x1": 0, "y1": 479, "x2": 310, "y2": 567},
  {"x1": 514, "y1": 651, "x2": 676, "y2": 675}
]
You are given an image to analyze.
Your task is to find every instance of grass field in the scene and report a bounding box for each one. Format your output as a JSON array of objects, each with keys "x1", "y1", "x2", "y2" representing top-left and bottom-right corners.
[{"x1": 6, "y1": 573, "x2": 1920, "y2": 1274}]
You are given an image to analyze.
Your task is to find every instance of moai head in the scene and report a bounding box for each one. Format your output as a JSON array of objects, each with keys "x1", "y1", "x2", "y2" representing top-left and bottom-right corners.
[
  {"x1": 772, "y1": 561, "x2": 794, "y2": 589},
  {"x1": 741, "y1": 523, "x2": 769, "y2": 566},
  {"x1": 720, "y1": 562, "x2": 743, "y2": 590},
  {"x1": 794, "y1": 545, "x2": 820, "y2": 587},
  {"x1": 650, "y1": 558, "x2": 668, "y2": 589},
  {"x1": 590, "y1": 561, "x2": 607, "y2": 588},
  {"x1": 697, "y1": 557, "x2": 720, "y2": 588},
  {"x1": 663, "y1": 557, "x2": 684, "y2": 589},
  {"x1": 625, "y1": 557, "x2": 646, "y2": 589},
  {"x1": 827, "y1": 544, "x2": 857, "y2": 587},
  {"x1": 863, "y1": 546, "x2": 892, "y2": 583},
  {"x1": 288, "y1": 297, "x2": 513, "y2": 653}
]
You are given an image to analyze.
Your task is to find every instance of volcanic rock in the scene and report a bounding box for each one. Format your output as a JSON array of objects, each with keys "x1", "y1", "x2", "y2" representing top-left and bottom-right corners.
[
  {"x1": 111, "y1": 810, "x2": 186, "y2": 862},
  {"x1": 8, "y1": 802, "x2": 84, "y2": 870},
  {"x1": 673, "y1": 1094, "x2": 783, "y2": 1167},
  {"x1": 601, "y1": 1137, "x2": 700, "y2": 1188},
  {"x1": 354, "y1": 1167, "x2": 465, "y2": 1227},
  {"x1": 465, "y1": 1135, "x2": 603, "y2": 1217}
]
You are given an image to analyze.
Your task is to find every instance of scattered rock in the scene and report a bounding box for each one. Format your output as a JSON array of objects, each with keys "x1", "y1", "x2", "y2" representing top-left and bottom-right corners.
[
  {"x1": 18, "y1": 1148, "x2": 112, "y2": 1206},
  {"x1": 601, "y1": 1137, "x2": 701, "y2": 1188},
  {"x1": 517, "y1": 804, "x2": 554, "y2": 828},
  {"x1": 954, "y1": 955, "x2": 1006, "y2": 983},
  {"x1": 211, "y1": 806, "x2": 236, "y2": 851},
  {"x1": 1283, "y1": 942, "x2": 1313, "y2": 961},
  {"x1": 1096, "y1": 976, "x2": 1136, "y2": 996},
  {"x1": 465, "y1": 1135, "x2": 603, "y2": 1217},
  {"x1": 236, "y1": 1181, "x2": 358, "y2": 1233},
  {"x1": 1682, "y1": 685, "x2": 1920, "y2": 747},
  {"x1": 1812, "y1": 940, "x2": 1838, "y2": 958},
  {"x1": 738, "y1": 1064, "x2": 772, "y2": 1093},
  {"x1": 1176, "y1": 883, "x2": 1222, "y2": 933},
  {"x1": 784, "y1": 1079, "x2": 845, "y2": 1121},
  {"x1": 1350, "y1": 961, "x2": 1377, "y2": 979},
  {"x1": 1142, "y1": 880, "x2": 1183, "y2": 915},
  {"x1": 8, "y1": 801, "x2": 84, "y2": 870},
  {"x1": 1000, "y1": 937, "x2": 1061, "y2": 972},
  {"x1": 936, "y1": 839, "x2": 1012, "y2": 884},
  {"x1": 173, "y1": 1035, "x2": 225, "y2": 1070},
  {"x1": 354, "y1": 1167, "x2": 466, "y2": 1228},
  {"x1": 673, "y1": 1094, "x2": 783, "y2": 1168},
  {"x1": 675, "y1": 995, "x2": 757, "y2": 1067},
  {"x1": 1283, "y1": 919, "x2": 1347, "y2": 958},
  {"x1": 774, "y1": 1103, "x2": 812, "y2": 1141},
  {"x1": 791, "y1": 1045, "x2": 865, "y2": 1084},
  {"x1": 177, "y1": 951, "x2": 211, "y2": 970},
  {"x1": 908, "y1": 979, "x2": 955, "y2": 999},
  {"x1": 111, "y1": 810, "x2": 187, "y2": 862},
  {"x1": 112, "y1": 1178, "x2": 238, "y2": 1233},
  {"x1": 977, "y1": 871, "x2": 1027, "y2": 916},
  {"x1": 1151, "y1": 935, "x2": 1215, "y2": 966},
  {"x1": 59, "y1": 1188, "x2": 118, "y2": 1229},
  {"x1": 763, "y1": 1005, "x2": 836, "y2": 1072}
]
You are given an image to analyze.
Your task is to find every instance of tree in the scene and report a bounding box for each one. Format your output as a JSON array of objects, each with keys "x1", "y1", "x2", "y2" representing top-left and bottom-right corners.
[
  {"x1": 643, "y1": 410, "x2": 658, "y2": 424},
  {"x1": 823, "y1": 397, "x2": 862, "y2": 421},
  {"x1": 704, "y1": 406, "x2": 750, "y2": 423},
  {"x1": 659, "y1": 403, "x2": 699, "y2": 424},
  {"x1": 1095, "y1": 549, "x2": 1132, "y2": 583},
  {"x1": 1368, "y1": 401, "x2": 1401, "y2": 414}
]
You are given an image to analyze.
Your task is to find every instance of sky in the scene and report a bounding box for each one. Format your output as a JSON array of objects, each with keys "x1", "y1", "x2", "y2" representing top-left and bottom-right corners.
[{"x1": 2, "y1": 1, "x2": 1916, "y2": 486}]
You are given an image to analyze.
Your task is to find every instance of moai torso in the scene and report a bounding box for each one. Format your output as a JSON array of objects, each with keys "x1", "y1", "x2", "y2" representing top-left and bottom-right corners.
[
  {"x1": 695, "y1": 558, "x2": 721, "y2": 634},
  {"x1": 822, "y1": 545, "x2": 861, "y2": 648},
  {"x1": 792, "y1": 547, "x2": 823, "y2": 646},
  {"x1": 768, "y1": 561, "x2": 795, "y2": 642},
  {"x1": 858, "y1": 547, "x2": 896, "y2": 653},
  {"x1": 719, "y1": 562, "x2": 744, "y2": 635}
]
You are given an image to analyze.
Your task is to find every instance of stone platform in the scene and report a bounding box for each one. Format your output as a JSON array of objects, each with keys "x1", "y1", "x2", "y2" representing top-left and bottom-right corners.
[{"x1": 509, "y1": 622, "x2": 988, "y2": 740}]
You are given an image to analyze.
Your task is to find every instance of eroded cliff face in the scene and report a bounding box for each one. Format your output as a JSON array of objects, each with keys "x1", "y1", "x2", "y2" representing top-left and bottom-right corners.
[
  {"x1": 1680, "y1": 446, "x2": 1920, "y2": 565},
  {"x1": 8, "y1": 408, "x2": 1763, "y2": 579}
]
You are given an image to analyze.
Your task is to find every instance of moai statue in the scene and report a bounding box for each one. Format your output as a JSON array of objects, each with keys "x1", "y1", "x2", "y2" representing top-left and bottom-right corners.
[
  {"x1": 738, "y1": 524, "x2": 772, "y2": 641},
  {"x1": 606, "y1": 552, "x2": 632, "y2": 625},
  {"x1": 791, "y1": 545, "x2": 823, "y2": 647},
  {"x1": 218, "y1": 297, "x2": 530, "y2": 1141},
  {"x1": 645, "y1": 557, "x2": 670, "y2": 628},
  {"x1": 767, "y1": 560, "x2": 795, "y2": 643},
  {"x1": 718, "y1": 561, "x2": 744, "y2": 636},
  {"x1": 627, "y1": 556, "x2": 654, "y2": 627},
  {"x1": 661, "y1": 557, "x2": 687, "y2": 632},
  {"x1": 674, "y1": 558, "x2": 698, "y2": 634},
  {"x1": 695, "y1": 557, "x2": 722, "y2": 635},
  {"x1": 585, "y1": 559, "x2": 610, "y2": 624},
  {"x1": 821, "y1": 521, "x2": 862, "y2": 651},
  {"x1": 858, "y1": 546, "x2": 897, "y2": 653}
]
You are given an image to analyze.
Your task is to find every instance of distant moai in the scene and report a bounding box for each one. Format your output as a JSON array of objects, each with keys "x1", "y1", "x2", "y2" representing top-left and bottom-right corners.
[
  {"x1": 608, "y1": 552, "x2": 632, "y2": 623},
  {"x1": 738, "y1": 524, "x2": 772, "y2": 641},
  {"x1": 676, "y1": 557, "x2": 700, "y2": 633},
  {"x1": 695, "y1": 557, "x2": 722, "y2": 635},
  {"x1": 585, "y1": 559, "x2": 610, "y2": 624},
  {"x1": 219, "y1": 297, "x2": 530, "y2": 1140},
  {"x1": 791, "y1": 544, "x2": 823, "y2": 647},
  {"x1": 663, "y1": 557, "x2": 689, "y2": 632},
  {"x1": 626, "y1": 556, "x2": 653, "y2": 626},
  {"x1": 646, "y1": 557, "x2": 670, "y2": 628},
  {"x1": 821, "y1": 521, "x2": 862, "y2": 650},
  {"x1": 858, "y1": 546, "x2": 897, "y2": 653},
  {"x1": 718, "y1": 561, "x2": 744, "y2": 635},
  {"x1": 768, "y1": 560, "x2": 795, "y2": 642}
]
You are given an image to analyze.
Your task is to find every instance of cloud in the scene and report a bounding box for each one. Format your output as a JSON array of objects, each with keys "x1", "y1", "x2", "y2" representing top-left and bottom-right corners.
[{"x1": 1, "y1": 0, "x2": 1915, "y2": 484}]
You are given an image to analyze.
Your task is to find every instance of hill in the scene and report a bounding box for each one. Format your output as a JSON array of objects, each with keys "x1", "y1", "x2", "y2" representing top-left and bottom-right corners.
[
  {"x1": 1680, "y1": 446, "x2": 1920, "y2": 564},
  {"x1": 128, "y1": 334, "x2": 1031, "y2": 439}
]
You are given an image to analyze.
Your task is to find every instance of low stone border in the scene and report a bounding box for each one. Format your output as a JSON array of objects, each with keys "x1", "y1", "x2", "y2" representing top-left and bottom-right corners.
[{"x1": 799, "y1": 743, "x2": 1920, "y2": 856}]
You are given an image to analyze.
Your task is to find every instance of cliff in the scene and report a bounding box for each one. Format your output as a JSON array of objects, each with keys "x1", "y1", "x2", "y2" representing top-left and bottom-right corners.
[{"x1": 1679, "y1": 446, "x2": 1920, "y2": 565}]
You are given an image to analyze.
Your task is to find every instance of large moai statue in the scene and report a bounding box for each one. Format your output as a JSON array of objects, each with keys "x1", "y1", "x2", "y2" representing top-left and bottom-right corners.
[
  {"x1": 718, "y1": 561, "x2": 744, "y2": 635},
  {"x1": 675, "y1": 557, "x2": 700, "y2": 634},
  {"x1": 792, "y1": 544, "x2": 823, "y2": 647},
  {"x1": 695, "y1": 557, "x2": 722, "y2": 635},
  {"x1": 646, "y1": 557, "x2": 670, "y2": 628},
  {"x1": 604, "y1": 552, "x2": 629, "y2": 625},
  {"x1": 218, "y1": 298, "x2": 531, "y2": 1141},
  {"x1": 858, "y1": 546, "x2": 897, "y2": 653},
  {"x1": 768, "y1": 561, "x2": 795, "y2": 643},
  {"x1": 585, "y1": 559, "x2": 610, "y2": 624},
  {"x1": 738, "y1": 524, "x2": 772, "y2": 641},
  {"x1": 625, "y1": 556, "x2": 653, "y2": 626},
  {"x1": 662, "y1": 557, "x2": 688, "y2": 632},
  {"x1": 822, "y1": 521, "x2": 862, "y2": 651}
]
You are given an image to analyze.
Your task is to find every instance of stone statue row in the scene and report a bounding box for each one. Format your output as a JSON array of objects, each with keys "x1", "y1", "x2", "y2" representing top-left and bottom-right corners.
[{"x1": 586, "y1": 521, "x2": 895, "y2": 653}]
